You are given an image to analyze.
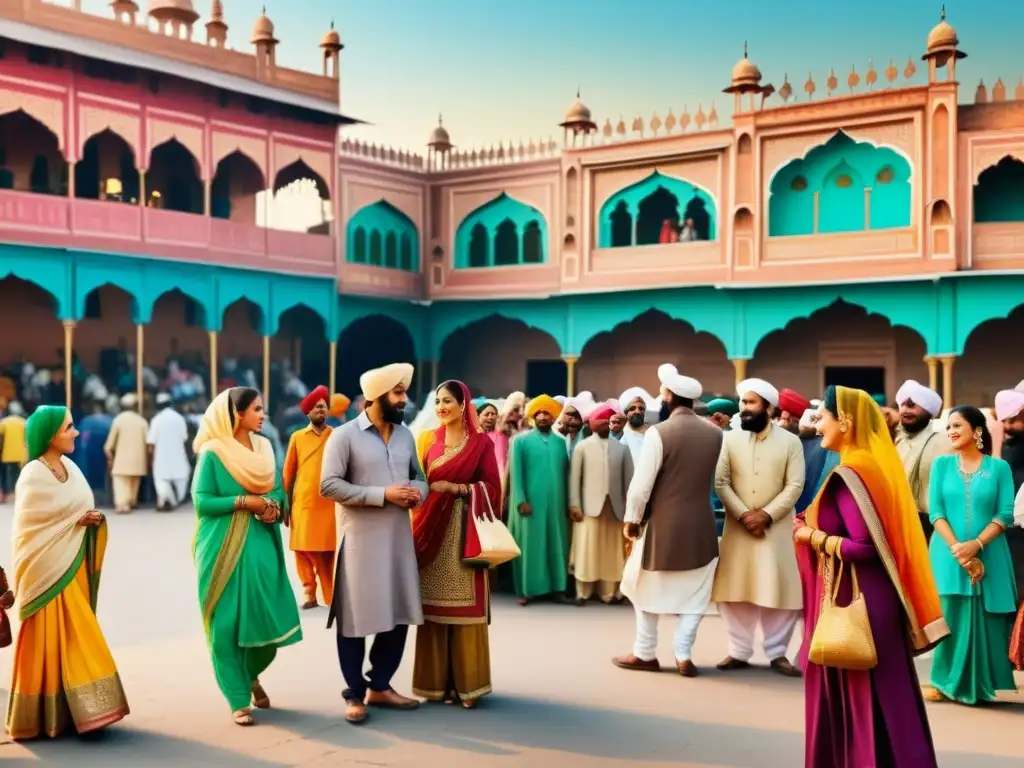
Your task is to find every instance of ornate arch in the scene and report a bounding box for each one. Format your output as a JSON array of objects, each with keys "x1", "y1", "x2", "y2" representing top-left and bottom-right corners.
[
  {"x1": 953, "y1": 275, "x2": 1024, "y2": 354},
  {"x1": 77, "y1": 107, "x2": 140, "y2": 161},
  {"x1": 453, "y1": 193, "x2": 549, "y2": 268},
  {"x1": 215, "y1": 272, "x2": 271, "y2": 334},
  {"x1": 211, "y1": 133, "x2": 268, "y2": 180},
  {"x1": 74, "y1": 259, "x2": 144, "y2": 321},
  {"x1": 597, "y1": 171, "x2": 718, "y2": 247},
  {"x1": 146, "y1": 119, "x2": 205, "y2": 177},
  {"x1": 273, "y1": 145, "x2": 331, "y2": 199},
  {"x1": 0, "y1": 96, "x2": 65, "y2": 154},
  {"x1": 346, "y1": 200, "x2": 420, "y2": 271},
  {"x1": 429, "y1": 301, "x2": 567, "y2": 359},
  {"x1": 0, "y1": 246, "x2": 71, "y2": 318},
  {"x1": 973, "y1": 156, "x2": 1024, "y2": 223}
]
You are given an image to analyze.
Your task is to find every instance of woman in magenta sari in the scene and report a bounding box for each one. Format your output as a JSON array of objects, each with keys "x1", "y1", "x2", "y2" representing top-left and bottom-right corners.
[
  {"x1": 412, "y1": 380, "x2": 502, "y2": 708},
  {"x1": 794, "y1": 386, "x2": 949, "y2": 768}
]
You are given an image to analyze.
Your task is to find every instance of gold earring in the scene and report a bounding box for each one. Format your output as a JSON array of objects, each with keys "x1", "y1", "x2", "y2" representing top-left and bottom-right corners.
[
  {"x1": 975, "y1": 429, "x2": 984, "y2": 450},
  {"x1": 837, "y1": 410, "x2": 852, "y2": 434}
]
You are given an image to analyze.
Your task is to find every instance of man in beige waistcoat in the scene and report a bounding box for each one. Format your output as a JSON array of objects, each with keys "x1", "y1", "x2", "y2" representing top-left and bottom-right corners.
[
  {"x1": 569, "y1": 404, "x2": 633, "y2": 605},
  {"x1": 613, "y1": 365, "x2": 722, "y2": 677},
  {"x1": 894, "y1": 380, "x2": 950, "y2": 526},
  {"x1": 104, "y1": 393, "x2": 150, "y2": 514},
  {"x1": 713, "y1": 378, "x2": 804, "y2": 677}
]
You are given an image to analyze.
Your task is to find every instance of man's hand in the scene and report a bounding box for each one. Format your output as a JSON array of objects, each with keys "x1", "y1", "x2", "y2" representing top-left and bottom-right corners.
[
  {"x1": 385, "y1": 486, "x2": 420, "y2": 508},
  {"x1": 570, "y1": 506, "x2": 584, "y2": 523},
  {"x1": 741, "y1": 509, "x2": 770, "y2": 538},
  {"x1": 623, "y1": 522, "x2": 642, "y2": 541},
  {"x1": 517, "y1": 501, "x2": 532, "y2": 517}
]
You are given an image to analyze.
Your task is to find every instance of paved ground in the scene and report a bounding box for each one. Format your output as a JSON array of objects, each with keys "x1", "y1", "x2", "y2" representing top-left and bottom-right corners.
[{"x1": 0, "y1": 503, "x2": 1021, "y2": 767}]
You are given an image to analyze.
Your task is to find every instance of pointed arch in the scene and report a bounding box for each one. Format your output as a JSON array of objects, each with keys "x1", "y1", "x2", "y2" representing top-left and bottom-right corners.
[
  {"x1": 0, "y1": 110, "x2": 65, "y2": 195},
  {"x1": 76, "y1": 129, "x2": 140, "y2": 203},
  {"x1": 211, "y1": 150, "x2": 267, "y2": 222},
  {"x1": 597, "y1": 171, "x2": 717, "y2": 248},
  {"x1": 454, "y1": 193, "x2": 549, "y2": 268},
  {"x1": 346, "y1": 200, "x2": 420, "y2": 272},
  {"x1": 147, "y1": 138, "x2": 203, "y2": 213},
  {"x1": 974, "y1": 156, "x2": 1024, "y2": 223}
]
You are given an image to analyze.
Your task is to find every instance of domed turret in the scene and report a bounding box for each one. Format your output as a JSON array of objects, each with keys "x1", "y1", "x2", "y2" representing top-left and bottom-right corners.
[
  {"x1": 205, "y1": 0, "x2": 228, "y2": 47},
  {"x1": 723, "y1": 42, "x2": 772, "y2": 113},
  {"x1": 110, "y1": 0, "x2": 140, "y2": 24},
  {"x1": 559, "y1": 90, "x2": 597, "y2": 145},
  {"x1": 320, "y1": 20, "x2": 343, "y2": 78},
  {"x1": 922, "y1": 5, "x2": 966, "y2": 78},
  {"x1": 427, "y1": 115, "x2": 453, "y2": 170},
  {"x1": 252, "y1": 6, "x2": 279, "y2": 73},
  {"x1": 147, "y1": 0, "x2": 199, "y2": 36}
]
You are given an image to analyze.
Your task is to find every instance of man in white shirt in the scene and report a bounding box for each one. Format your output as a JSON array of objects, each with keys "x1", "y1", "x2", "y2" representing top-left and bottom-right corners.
[
  {"x1": 618, "y1": 387, "x2": 654, "y2": 463},
  {"x1": 148, "y1": 393, "x2": 192, "y2": 511}
]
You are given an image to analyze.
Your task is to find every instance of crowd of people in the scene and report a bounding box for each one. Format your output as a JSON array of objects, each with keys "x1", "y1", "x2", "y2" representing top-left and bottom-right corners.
[{"x1": 1, "y1": 358, "x2": 1023, "y2": 767}]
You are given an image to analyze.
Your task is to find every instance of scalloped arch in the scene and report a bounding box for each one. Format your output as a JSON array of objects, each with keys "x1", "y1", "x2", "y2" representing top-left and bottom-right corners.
[
  {"x1": 597, "y1": 170, "x2": 719, "y2": 218},
  {"x1": 0, "y1": 248, "x2": 71, "y2": 318},
  {"x1": 953, "y1": 276, "x2": 1024, "y2": 354},
  {"x1": 429, "y1": 304, "x2": 567, "y2": 359},
  {"x1": 212, "y1": 149, "x2": 267, "y2": 189},
  {"x1": 768, "y1": 130, "x2": 914, "y2": 191},
  {"x1": 453, "y1": 193, "x2": 549, "y2": 269}
]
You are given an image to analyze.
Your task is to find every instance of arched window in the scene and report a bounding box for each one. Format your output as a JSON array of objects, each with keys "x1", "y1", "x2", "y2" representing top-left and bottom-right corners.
[
  {"x1": 369, "y1": 230, "x2": 383, "y2": 265},
  {"x1": 384, "y1": 231, "x2": 398, "y2": 268},
  {"x1": 468, "y1": 223, "x2": 488, "y2": 267},
  {"x1": 352, "y1": 227, "x2": 367, "y2": 262},
  {"x1": 494, "y1": 219, "x2": 518, "y2": 265},
  {"x1": 610, "y1": 200, "x2": 632, "y2": 247},
  {"x1": 400, "y1": 232, "x2": 413, "y2": 270},
  {"x1": 523, "y1": 221, "x2": 542, "y2": 263}
]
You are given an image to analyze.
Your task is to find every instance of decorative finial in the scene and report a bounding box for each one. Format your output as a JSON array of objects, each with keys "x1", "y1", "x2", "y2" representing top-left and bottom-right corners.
[
  {"x1": 743, "y1": 40, "x2": 748, "y2": 59},
  {"x1": 438, "y1": 113, "x2": 443, "y2": 126},
  {"x1": 576, "y1": 86, "x2": 580, "y2": 98},
  {"x1": 940, "y1": 4, "x2": 946, "y2": 21},
  {"x1": 262, "y1": 5, "x2": 267, "y2": 13},
  {"x1": 330, "y1": 19, "x2": 335, "y2": 30}
]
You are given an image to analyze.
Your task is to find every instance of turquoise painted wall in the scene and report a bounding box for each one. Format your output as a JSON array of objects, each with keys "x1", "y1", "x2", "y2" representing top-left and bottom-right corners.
[
  {"x1": 768, "y1": 131, "x2": 912, "y2": 237},
  {"x1": 597, "y1": 172, "x2": 717, "y2": 248},
  {"x1": 453, "y1": 193, "x2": 548, "y2": 268},
  {"x1": 974, "y1": 157, "x2": 1024, "y2": 223},
  {"x1": 346, "y1": 200, "x2": 420, "y2": 271}
]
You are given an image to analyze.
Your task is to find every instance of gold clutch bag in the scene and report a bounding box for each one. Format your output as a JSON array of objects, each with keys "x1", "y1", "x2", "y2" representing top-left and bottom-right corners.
[{"x1": 808, "y1": 554, "x2": 878, "y2": 671}]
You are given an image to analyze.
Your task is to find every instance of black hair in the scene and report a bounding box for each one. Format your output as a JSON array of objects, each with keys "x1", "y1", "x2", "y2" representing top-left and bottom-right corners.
[
  {"x1": 948, "y1": 405, "x2": 993, "y2": 456},
  {"x1": 436, "y1": 380, "x2": 465, "y2": 406},
  {"x1": 664, "y1": 391, "x2": 694, "y2": 411},
  {"x1": 823, "y1": 385, "x2": 839, "y2": 417},
  {"x1": 227, "y1": 387, "x2": 261, "y2": 422}
]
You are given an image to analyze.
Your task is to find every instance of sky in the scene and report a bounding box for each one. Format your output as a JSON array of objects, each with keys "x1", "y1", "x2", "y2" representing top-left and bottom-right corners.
[{"x1": 71, "y1": 0, "x2": 1024, "y2": 155}]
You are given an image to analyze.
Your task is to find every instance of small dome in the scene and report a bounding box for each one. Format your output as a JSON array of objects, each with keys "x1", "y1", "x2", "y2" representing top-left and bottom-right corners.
[
  {"x1": 926, "y1": 19, "x2": 957, "y2": 52},
  {"x1": 731, "y1": 56, "x2": 762, "y2": 87},
  {"x1": 563, "y1": 96, "x2": 592, "y2": 125},
  {"x1": 428, "y1": 116, "x2": 451, "y2": 148},
  {"x1": 147, "y1": 0, "x2": 198, "y2": 23},
  {"x1": 252, "y1": 10, "x2": 277, "y2": 43},
  {"x1": 320, "y1": 21, "x2": 342, "y2": 50}
]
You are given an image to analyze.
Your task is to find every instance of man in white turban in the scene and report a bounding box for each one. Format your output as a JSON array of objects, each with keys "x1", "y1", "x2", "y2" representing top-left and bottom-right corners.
[
  {"x1": 614, "y1": 364, "x2": 722, "y2": 677},
  {"x1": 894, "y1": 379, "x2": 951, "y2": 520},
  {"x1": 319, "y1": 362, "x2": 426, "y2": 724},
  {"x1": 996, "y1": 388, "x2": 1024, "y2": 492},
  {"x1": 104, "y1": 392, "x2": 150, "y2": 514},
  {"x1": 561, "y1": 393, "x2": 595, "y2": 459},
  {"x1": 712, "y1": 377, "x2": 805, "y2": 677},
  {"x1": 618, "y1": 387, "x2": 653, "y2": 462}
]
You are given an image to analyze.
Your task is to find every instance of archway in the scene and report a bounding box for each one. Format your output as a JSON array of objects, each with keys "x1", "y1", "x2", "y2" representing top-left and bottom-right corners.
[
  {"x1": 577, "y1": 310, "x2": 733, "y2": 399},
  {"x1": 147, "y1": 139, "x2": 203, "y2": 213},
  {"x1": 76, "y1": 130, "x2": 139, "y2": 203},
  {"x1": 749, "y1": 300, "x2": 926, "y2": 402},
  {"x1": 636, "y1": 186, "x2": 679, "y2": 245},
  {"x1": 274, "y1": 304, "x2": 328, "y2": 399},
  {"x1": 598, "y1": 171, "x2": 717, "y2": 248},
  {"x1": 494, "y1": 219, "x2": 518, "y2": 265},
  {"x1": 211, "y1": 151, "x2": 266, "y2": 222},
  {"x1": 79, "y1": 284, "x2": 139, "y2": 391},
  {"x1": 609, "y1": 200, "x2": 632, "y2": 247},
  {"x1": 957, "y1": 305, "x2": 1024, "y2": 406},
  {"x1": 453, "y1": 193, "x2": 549, "y2": 268},
  {"x1": 146, "y1": 289, "x2": 209, "y2": 380},
  {"x1": 345, "y1": 200, "x2": 420, "y2": 271},
  {"x1": 438, "y1": 315, "x2": 562, "y2": 398},
  {"x1": 0, "y1": 276, "x2": 63, "y2": 407},
  {"x1": 974, "y1": 156, "x2": 1024, "y2": 222},
  {"x1": 0, "y1": 110, "x2": 66, "y2": 195},
  {"x1": 272, "y1": 160, "x2": 331, "y2": 234},
  {"x1": 220, "y1": 298, "x2": 263, "y2": 359},
  {"x1": 336, "y1": 315, "x2": 416, "y2": 402}
]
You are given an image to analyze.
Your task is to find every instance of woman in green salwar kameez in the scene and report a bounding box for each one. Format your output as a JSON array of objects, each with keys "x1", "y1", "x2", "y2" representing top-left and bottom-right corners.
[{"x1": 191, "y1": 387, "x2": 302, "y2": 726}]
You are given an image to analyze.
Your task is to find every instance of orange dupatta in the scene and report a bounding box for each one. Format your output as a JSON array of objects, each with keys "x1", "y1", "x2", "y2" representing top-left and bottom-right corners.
[{"x1": 807, "y1": 386, "x2": 949, "y2": 653}]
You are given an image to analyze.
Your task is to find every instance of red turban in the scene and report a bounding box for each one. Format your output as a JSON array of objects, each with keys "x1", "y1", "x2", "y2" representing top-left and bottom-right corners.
[
  {"x1": 777, "y1": 388, "x2": 810, "y2": 416},
  {"x1": 299, "y1": 385, "x2": 329, "y2": 415},
  {"x1": 588, "y1": 405, "x2": 617, "y2": 430}
]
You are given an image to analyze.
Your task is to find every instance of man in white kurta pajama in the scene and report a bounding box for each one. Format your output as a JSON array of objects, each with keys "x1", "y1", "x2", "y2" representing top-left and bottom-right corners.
[
  {"x1": 148, "y1": 393, "x2": 192, "y2": 511},
  {"x1": 613, "y1": 365, "x2": 723, "y2": 677},
  {"x1": 713, "y1": 378, "x2": 805, "y2": 677}
]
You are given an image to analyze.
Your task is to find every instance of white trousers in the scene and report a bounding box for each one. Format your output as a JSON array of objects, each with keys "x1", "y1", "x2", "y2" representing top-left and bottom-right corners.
[
  {"x1": 632, "y1": 606, "x2": 704, "y2": 663},
  {"x1": 718, "y1": 601, "x2": 799, "y2": 662},
  {"x1": 155, "y1": 477, "x2": 189, "y2": 509}
]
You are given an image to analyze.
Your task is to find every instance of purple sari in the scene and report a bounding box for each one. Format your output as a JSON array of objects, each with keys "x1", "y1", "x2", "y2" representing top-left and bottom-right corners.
[{"x1": 797, "y1": 478, "x2": 938, "y2": 768}]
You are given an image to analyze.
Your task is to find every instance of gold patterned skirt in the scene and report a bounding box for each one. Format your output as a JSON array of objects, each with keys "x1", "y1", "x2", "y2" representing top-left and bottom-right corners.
[
  {"x1": 6, "y1": 560, "x2": 129, "y2": 740},
  {"x1": 413, "y1": 498, "x2": 492, "y2": 703}
]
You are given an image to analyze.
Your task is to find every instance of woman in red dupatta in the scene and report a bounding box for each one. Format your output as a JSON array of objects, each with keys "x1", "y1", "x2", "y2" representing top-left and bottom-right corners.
[{"x1": 411, "y1": 380, "x2": 502, "y2": 708}]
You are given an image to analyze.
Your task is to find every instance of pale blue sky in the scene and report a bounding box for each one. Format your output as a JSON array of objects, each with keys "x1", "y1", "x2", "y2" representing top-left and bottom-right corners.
[{"x1": 72, "y1": 0, "x2": 1021, "y2": 154}]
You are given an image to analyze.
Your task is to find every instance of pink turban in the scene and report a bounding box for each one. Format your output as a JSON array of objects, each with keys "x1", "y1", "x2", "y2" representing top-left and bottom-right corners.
[
  {"x1": 588, "y1": 405, "x2": 617, "y2": 430},
  {"x1": 995, "y1": 389, "x2": 1024, "y2": 421}
]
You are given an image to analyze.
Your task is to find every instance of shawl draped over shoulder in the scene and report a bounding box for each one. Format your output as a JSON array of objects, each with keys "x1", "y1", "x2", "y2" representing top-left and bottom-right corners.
[{"x1": 193, "y1": 389, "x2": 275, "y2": 495}]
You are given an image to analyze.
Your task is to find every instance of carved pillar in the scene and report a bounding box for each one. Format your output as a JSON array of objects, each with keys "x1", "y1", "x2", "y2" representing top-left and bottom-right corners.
[
  {"x1": 208, "y1": 330, "x2": 218, "y2": 396},
  {"x1": 262, "y1": 335, "x2": 271, "y2": 410},
  {"x1": 204, "y1": 179, "x2": 212, "y2": 216},
  {"x1": 563, "y1": 355, "x2": 579, "y2": 397},
  {"x1": 136, "y1": 323, "x2": 145, "y2": 412},
  {"x1": 731, "y1": 358, "x2": 748, "y2": 390},
  {"x1": 63, "y1": 320, "x2": 75, "y2": 409},
  {"x1": 924, "y1": 356, "x2": 939, "y2": 394},
  {"x1": 329, "y1": 340, "x2": 337, "y2": 396},
  {"x1": 939, "y1": 355, "x2": 956, "y2": 408},
  {"x1": 139, "y1": 170, "x2": 147, "y2": 206}
]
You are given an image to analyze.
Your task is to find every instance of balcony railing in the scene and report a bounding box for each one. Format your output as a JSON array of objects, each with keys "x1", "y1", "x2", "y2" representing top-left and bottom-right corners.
[{"x1": 0, "y1": 189, "x2": 336, "y2": 277}]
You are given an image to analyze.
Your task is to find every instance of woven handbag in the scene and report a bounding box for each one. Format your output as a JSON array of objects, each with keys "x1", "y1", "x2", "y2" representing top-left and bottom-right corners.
[{"x1": 808, "y1": 555, "x2": 878, "y2": 671}]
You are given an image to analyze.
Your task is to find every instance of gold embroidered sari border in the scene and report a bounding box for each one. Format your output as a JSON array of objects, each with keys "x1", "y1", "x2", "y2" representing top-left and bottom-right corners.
[{"x1": 202, "y1": 510, "x2": 252, "y2": 629}]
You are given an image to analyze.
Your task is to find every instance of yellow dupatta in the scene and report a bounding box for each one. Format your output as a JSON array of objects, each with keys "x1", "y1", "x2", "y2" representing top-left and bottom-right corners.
[
  {"x1": 11, "y1": 458, "x2": 96, "y2": 618},
  {"x1": 807, "y1": 386, "x2": 949, "y2": 653},
  {"x1": 193, "y1": 390, "x2": 275, "y2": 494}
]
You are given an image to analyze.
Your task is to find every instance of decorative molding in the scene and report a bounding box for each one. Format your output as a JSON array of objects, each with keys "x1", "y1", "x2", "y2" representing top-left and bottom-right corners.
[
  {"x1": 78, "y1": 105, "x2": 142, "y2": 160},
  {"x1": 0, "y1": 91, "x2": 65, "y2": 152},
  {"x1": 211, "y1": 131, "x2": 268, "y2": 178}
]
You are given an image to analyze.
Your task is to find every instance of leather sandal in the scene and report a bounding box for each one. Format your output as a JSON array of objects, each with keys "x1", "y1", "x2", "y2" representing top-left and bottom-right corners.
[
  {"x1": 251, "y1": 680, "x2": 270, "y2": 709},
  {"x1": 233, "y1": 708, "x2": 255, "y2": 726}
]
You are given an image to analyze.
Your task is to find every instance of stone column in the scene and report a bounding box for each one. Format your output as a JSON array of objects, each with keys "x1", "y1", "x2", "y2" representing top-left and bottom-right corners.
[
  {"x1": 939, "y1": 355, "x2": 956, "y2": 408},
  {"x1": 924, "y1": 356, "x2": 939, "y2": 394},
  {"x1": 208, "y1": 330, "x2": 218, "y2": 396},
  {"x1": 136, "y1": 323, "x2": 145, "y2": 412},
  {"x1": 731, "y1": 358, "x2": 748, "y2": 391},
  {"x1": 328, "y1": 340, "x2": 338, "y2": 395},
  {"x1": 563, "y1": 355, "x2": 579, "y2": 397},
  {"x1": 262, "y1": 335, "x2": 271, "y2": 410},
  {"x1": 63, "y1": 320, "x2": 76, "y2": 409}
]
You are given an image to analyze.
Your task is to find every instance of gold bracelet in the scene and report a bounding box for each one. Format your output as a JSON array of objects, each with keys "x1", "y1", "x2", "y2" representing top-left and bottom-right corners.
[
  {"x1": 810, "y1": 529, "x2": 827, "y2": 552},
  {"x1": 235, "y1": 495, "x2": 246, "y2": 510},
  {"x1": 825, "y1": 536, "x2": 842, "y2": 558}
]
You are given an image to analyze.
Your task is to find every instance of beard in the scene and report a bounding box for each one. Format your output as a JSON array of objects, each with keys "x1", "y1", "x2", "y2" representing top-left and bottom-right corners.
[
  {"x1": 628, "y1": 412, "x2": 645, "y2": 428},
  {"x1": 901, "y1": 412, "x2": 932, "y2": 435},
  {"x1": 740, "y1": 409, "x2": 770, "y2": 433},
  {"x1": 536, "y1": 421, "x2": 552, "y2": 433},
  {"x1": 659, "y1": 401, "x2": 672, "y2": 422},
  {"x1": 1005, "y1": 429, "x2": 1023, "y2": 444},
  {"x1": 310, "y1": 414, "x2": 327, "y2": 428},
  {"x1": 379, "y1": 397, "x2": 405, "y2": 425}
]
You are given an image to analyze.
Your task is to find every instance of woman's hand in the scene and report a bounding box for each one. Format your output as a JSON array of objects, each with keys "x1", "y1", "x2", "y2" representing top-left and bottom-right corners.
[
  {"x1": 793, "y1": 524, "x2": 815, "y2": 547},
  {"x1": 951, "y1": 539, "x2": 981, "y2": 566},
  {"x1": 966, "y1": 558, "x2": 985, "y2": 585},
  {"x1": 430, "y1": 481, "x2": 461, "y2": 495},
  {"x1": 257, "y1": 499, "x2": 281, "y2": 524},
  {"x1": 77, "y1": 510, "x2": 104, "y2": 526}
]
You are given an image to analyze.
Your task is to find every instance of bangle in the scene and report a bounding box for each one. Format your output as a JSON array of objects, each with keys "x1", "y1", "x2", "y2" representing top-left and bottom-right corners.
[
  {"x1": 235, "y1": 495, "x2": 247, "y2": 510},
  {"x1": 825, "y1": 536, "x2": 842, "y2": 558},
  {"x1": 975, "y1": 537, "x2": 984, "y2": 551},
  {"x1": 810, "y1": 529, "x2": 828, "y2": 552}
]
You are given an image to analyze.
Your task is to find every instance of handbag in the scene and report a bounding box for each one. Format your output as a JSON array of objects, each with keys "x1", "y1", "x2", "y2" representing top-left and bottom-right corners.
[
  {"x1": 462, "y1": 482, "x2": 521, "y2": 569},
  {"x1": 808, "y1": 554, "x2": 878, "y2": 671}
]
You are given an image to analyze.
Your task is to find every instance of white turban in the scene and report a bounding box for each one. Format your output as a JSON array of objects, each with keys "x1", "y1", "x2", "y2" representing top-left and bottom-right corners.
[
  {"x1": 156, "y1": 393, "x2": 172, "y2": 406},
  {"x1": 554, "y1": 395, "x2": 566, "y2": 405},
  {"x1": 995, "y1": 389, "x2": 1024, "y2": 421},
  {"x1": 564, "y1": 391, "x2": 597, "y2": 420},
  {"x1": 120, "y1": 393, "x2": 137, "y2": 408},
  {"x1": 657, "y1": 363, "x2": 702, "y2": 400},
  {"x1": 896, "y1": 380, "x2": 942, "y2": 417},
  {"x1": 619, "y1": 387, "x2": 655, "y2": 413},
  {"x1": 738, "y1": 378, "x2": 779, "y2": 408},
  {"x1": 503, "y1": 391, "x2": 525, "y2": 416},
  {"x1": 359, "y1": 362, "x2": 414, "y2": 401}
]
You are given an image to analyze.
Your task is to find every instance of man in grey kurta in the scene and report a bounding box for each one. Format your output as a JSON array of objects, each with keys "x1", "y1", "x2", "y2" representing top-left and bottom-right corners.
[{"x1": 320, "y1": 362, "x2": 427, "y2": 724}]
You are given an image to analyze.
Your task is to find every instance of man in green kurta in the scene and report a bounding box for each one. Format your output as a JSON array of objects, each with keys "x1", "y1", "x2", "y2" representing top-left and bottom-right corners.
[{"x1": 508, "y1": 394, "x2": 570, "y2": 605}]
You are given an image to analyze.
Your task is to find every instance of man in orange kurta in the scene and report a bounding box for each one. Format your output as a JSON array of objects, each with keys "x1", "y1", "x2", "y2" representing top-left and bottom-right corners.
[{"x1": 283, "y1": 385, "x2": 337, "y2": 609}]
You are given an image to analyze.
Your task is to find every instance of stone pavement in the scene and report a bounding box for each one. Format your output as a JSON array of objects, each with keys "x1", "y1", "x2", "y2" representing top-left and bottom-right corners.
[{"x1": 0, "y1": 503, "x2": 1021, "y2": 767}]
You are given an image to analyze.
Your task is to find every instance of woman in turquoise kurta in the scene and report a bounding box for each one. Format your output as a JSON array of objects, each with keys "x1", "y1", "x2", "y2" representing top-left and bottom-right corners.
[
  {"x1": 191, "y1": 387, "x2": 302, "y2": 726},
  {"x1": 926, "y1": 405, "x2": 1018, "y2": 705}
]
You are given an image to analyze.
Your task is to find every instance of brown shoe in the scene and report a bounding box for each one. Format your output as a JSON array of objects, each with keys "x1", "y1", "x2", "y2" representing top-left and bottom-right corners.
[
  {"x1": 716, "y1": 656, "x2": 751, "y2": 671},
  {"x1": 345, "y1": 700, "x2": 368, "y2": 724},
  {"x1": 301, "y1": 599, "x2": 318, "y2": 610},
  {"x1": 612, "y1": 654, "x2": 660, "y2": 672},
  {"x1": 770, "y1": 657, "x2": 802, "y2": 678},
  {"x1": 366, "y1": 689, "x2": 420, "y2": 710},
  {"x1": 676, "y1": 660, "x2": 699, "y2": 678}
]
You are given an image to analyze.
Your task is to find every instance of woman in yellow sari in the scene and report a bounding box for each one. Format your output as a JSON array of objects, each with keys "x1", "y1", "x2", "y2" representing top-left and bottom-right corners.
[{"x1": 7, "y1": 405, "x2": 129, "y2": 740}]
